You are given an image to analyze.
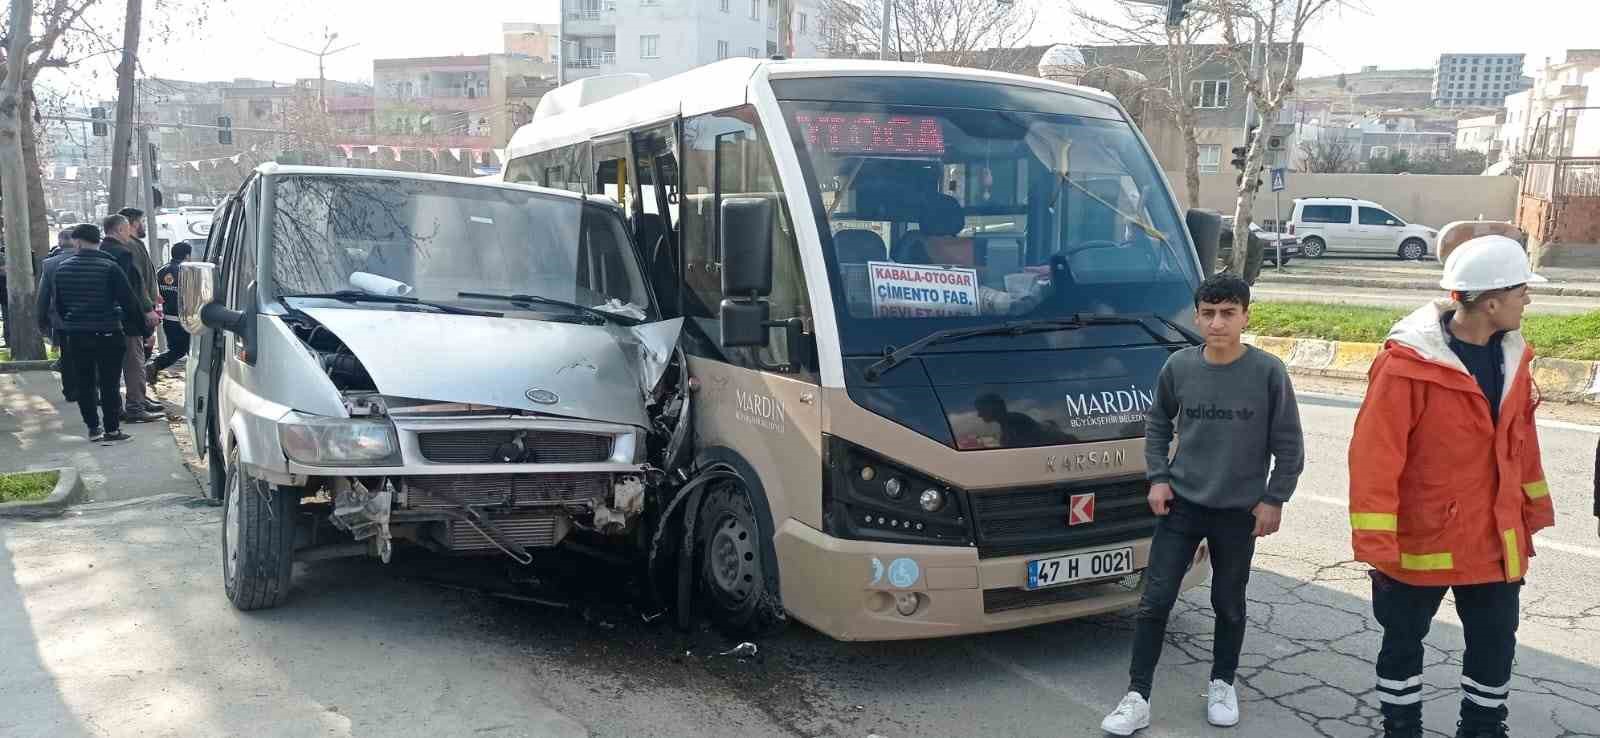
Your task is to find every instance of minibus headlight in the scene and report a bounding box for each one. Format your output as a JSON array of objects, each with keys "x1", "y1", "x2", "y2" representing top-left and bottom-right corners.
[
  {"x1": 279, "y1": 412, "x2": 399, "y2": 466},
  {"x1": 918, "y1": 488, "x2": 945, "y2": 512},
  {"x1": 822, "y1": 435, "x2": 970, "y2": 546}
]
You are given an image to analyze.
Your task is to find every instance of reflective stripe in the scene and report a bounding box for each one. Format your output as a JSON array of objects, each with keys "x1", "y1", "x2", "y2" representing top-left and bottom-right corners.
[
  {"x1": 1522, "y1": 480, "x2": 1549, "y2": 500},
  {"x1": 1379, "y1": 691, "x2": 1423, "y2": 705},
  {"x1": 1463, "y1": 691, "x2": 1506, "y2": 708},
  {"x1": 1462, "y1": 676, "x2": 1510, "y2": 696},
  {"x1": 1379, "y1": 676, "x2": 1423, "y2": 691},
  {"x1": 1503, "y1": 529, "x2": 1522, "y2": 580},
  {"x1": 1350, "y1": 512, "x2": 1398, "y2": 532},
  {"x1": 1400, "y1": 552, "x2": 1454, "y2": 570}
]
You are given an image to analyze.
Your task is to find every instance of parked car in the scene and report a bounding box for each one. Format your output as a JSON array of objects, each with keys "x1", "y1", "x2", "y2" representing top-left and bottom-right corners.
[
  {"x1": 1219, "y1": 219, "x2": 1300, "y2": 267},
  {"x1": 1287, "y1": 196, "x2": 1438, "y2": 260}
]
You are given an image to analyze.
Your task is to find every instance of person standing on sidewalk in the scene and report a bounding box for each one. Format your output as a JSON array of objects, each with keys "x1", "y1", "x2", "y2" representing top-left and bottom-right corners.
[
  {"x1": 1100, "y1": 274, "x2": 1306, "y2": 736},
  {"x1": 40, "y1": 223, "x2": 141, "y2": 442},
  {"x1": 1349, "y1": 235, "x2": 1555, "y2": 738},
  {"x1": 99, "y1": 214, "x2": 162, "y2": 424},
  {"x1": 145, "y1": 241, "x2": 191, "y2": 384},
  {"x1": 36, "y1": 227, "x2": 87, "y2": 401}
]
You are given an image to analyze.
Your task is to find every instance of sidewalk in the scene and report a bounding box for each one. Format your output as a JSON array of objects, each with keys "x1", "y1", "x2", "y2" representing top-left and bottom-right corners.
[
  {"x1": 1257, "y1": 258, "x2": 1600, "y2": 297},
  {"x1": 0, "y1": 370, "x2": 199, "y2": 503}
]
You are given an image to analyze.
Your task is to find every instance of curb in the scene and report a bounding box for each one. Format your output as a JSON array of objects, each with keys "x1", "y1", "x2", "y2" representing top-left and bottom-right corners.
[
  {"x1": 1243, "y1": 334, "x2": 1600, "y2": 402},
  {"x1": 0, "y1": 468, "x2": 84, "y2": 519},
  {"x1": 1256, "y1": 274, "x2": 1600, "y2": 298},
  {"x1": 0, "y1": 360, "x2": 57, "y2": 374}
]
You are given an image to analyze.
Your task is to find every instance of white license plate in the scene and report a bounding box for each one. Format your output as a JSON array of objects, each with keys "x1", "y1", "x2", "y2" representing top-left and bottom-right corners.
[{"x1": 1026, "y1": 547, "x2": 1136, "y2": 590}]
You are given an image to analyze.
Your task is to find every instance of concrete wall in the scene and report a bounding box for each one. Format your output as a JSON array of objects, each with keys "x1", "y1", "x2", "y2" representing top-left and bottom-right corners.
[{"x1": 1167, "y1": 173, "x2": 1520, "y2": 228}]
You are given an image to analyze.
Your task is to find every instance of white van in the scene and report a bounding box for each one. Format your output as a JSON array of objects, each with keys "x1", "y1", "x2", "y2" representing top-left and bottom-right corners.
[{"x1": 1289, "y1": 196, "x2": 1437, "y2": 260}]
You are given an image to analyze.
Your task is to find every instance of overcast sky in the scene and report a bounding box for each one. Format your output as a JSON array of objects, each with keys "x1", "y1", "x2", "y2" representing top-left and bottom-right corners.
[{"x1": 55, "y1": 0, "x2": 1600, "y2": 98}]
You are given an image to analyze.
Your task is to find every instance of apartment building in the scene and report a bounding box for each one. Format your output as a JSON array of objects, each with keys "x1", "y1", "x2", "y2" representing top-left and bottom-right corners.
[
  {"x1": 1433, "y1": 52, "x2": 1529, "y2": 108},
  {"x1": 372, "y1": 54, "x2": 556, "y2": 148},
  {"x1": 559, "y1": 0, "x2": 823, "y2": 83}
]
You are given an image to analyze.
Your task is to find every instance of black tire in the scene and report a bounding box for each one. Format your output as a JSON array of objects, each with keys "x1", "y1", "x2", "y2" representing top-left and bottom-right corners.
[
  {"x1": 1302, "y1": 237, "x2": 1327, "y2": 258},
  {"x1": 1399, "y1": 239, "x2": 1426, "y2": 261},
  {"x1": 206, "y1": 434, "x2": 226, "y2": 501},
  {"x1": 695, "y1": 482, "x2": 786, "y2": 636},
  {"x1": 222, "y1": 446, "x2": 298, "y2": 610}
]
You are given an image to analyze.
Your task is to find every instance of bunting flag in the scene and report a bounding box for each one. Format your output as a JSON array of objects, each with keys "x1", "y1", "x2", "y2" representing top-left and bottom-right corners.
[
  {"x1": 338, "y1": 144, "x2": 355, "y2": 159},
  {"x1": 448, "y1": 147, "x2": 462, "y2": 160}
]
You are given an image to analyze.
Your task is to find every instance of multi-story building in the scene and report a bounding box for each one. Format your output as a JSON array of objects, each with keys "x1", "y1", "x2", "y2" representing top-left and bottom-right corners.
[
  {"x1": 1433, "y1": 52, "x2": 1528, "y2": 108},
  {"x1": 1456, "y1": 112, "x2": 1504, "y2": 160},
  {"x1": 558, "y1": 0, "x2": 823, "y2": 83},
  {"x1": 1498, "y1": 50, "x2": 1600, "y2": 159},
  {"x1": 504, "y1": 22, "x2": 560, "y2": 62},
  {"x1": 371, "y1": 54, "x2": 556, "y2": 148}
]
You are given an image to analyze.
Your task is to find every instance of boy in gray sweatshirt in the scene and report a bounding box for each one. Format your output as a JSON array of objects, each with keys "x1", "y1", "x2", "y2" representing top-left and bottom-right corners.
[{"x1": 1101, "y1": 273, "x2": 1305, "y2": 736}]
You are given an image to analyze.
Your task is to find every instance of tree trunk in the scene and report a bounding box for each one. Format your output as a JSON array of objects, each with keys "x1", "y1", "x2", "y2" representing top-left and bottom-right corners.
[
  {"x1": 2, "y1": 0, "x2": 45, "y2": 360},
  {"x1": 109, "y1": 0, "x2": 142, "y2": 211},
  {"x1": 1177, "y1": 105, "x2": 1201, "y2": 210},
  {"x1": 22, "y1": 89, "x2": 48, "y2": 260},
  {"x1": 1227, "y1": 129, "x2": 1267, "y2": 282}
]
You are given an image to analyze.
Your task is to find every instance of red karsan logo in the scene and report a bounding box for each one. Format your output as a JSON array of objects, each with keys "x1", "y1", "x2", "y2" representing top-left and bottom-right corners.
[{"x1": 1068, "y1": 493, "x2": 1096, "y2": 526}]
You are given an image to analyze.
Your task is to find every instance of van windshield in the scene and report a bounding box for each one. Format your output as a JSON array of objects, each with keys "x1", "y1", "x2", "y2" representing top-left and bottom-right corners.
[
  {"x1": 779, "y1": 95, "x2": 1197, "y2": 356},
  {"x1": 269, "y1": 175, "x2": 653, "y2": 319}
]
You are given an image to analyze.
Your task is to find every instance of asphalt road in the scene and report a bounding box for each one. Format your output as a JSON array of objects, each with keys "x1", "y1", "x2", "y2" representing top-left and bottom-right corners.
[
  {"x1": 1253, "y1": 257, "x2": 1600, "y2": 315},
  {"x1": 3, "y1": 395, "x2": 1599, "y2": 738}
]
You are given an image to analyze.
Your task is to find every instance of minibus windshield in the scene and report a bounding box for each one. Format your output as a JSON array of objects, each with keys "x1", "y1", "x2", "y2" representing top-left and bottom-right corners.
[{"x1": 780, "y1": 94, "x2": 1197, "y2": 357}]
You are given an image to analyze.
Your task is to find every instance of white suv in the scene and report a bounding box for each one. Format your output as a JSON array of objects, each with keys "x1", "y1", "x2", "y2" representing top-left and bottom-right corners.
[{"x1": 1288, "y1": 197, "x2": 1438, "y2": 260}]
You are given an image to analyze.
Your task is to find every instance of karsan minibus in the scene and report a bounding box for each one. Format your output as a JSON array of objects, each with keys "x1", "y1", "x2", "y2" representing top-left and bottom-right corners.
[{"x1": 505, "y1": 58, "x2": 1225, "y2": 641}]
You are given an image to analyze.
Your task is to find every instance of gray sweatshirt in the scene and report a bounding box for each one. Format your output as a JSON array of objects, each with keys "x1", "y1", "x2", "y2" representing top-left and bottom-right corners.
[{"x1": 1144, "y1": 345, "x2": 1305, "y2": 509}]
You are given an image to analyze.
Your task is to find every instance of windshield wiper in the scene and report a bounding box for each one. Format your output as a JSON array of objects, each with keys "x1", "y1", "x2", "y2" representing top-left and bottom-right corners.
[
  {"x1": 281, "y1": 291, "x2": 502, "y2": 317},
  {"x1": 862, "y1": 313, "x2": 1200, "y2": 382},
  {"x1": 456, "y1": 291, "x2": 640, "y2": 326}
]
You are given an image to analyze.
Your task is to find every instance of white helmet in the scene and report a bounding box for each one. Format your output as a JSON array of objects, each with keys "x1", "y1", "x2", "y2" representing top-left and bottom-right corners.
[{"x1": 1438, "y1": 235, "x2": 1545, "y2": 291}]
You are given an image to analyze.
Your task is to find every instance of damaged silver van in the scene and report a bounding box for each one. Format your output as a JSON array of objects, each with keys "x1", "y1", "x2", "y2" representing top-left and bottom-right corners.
[{"x1": 180, "y1": 165, "x2": 687, "y2": 610}]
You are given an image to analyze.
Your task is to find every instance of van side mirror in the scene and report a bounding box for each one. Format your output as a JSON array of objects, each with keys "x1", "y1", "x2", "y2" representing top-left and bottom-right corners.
[
  {"x1": 720, "y1": 197, "x2": 774, "y2": 297},
  {"x1": 1186, "y1": 209, "x2": 1223, "y2": 277},
  {"x1": 179, "y1": 262, "x2": 222, "y2": 335}
]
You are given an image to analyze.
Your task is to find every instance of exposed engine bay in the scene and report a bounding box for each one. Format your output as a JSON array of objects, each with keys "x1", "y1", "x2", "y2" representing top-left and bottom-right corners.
[{"x1": 278, "y1": 309, "x2": 692, "y2": 569}]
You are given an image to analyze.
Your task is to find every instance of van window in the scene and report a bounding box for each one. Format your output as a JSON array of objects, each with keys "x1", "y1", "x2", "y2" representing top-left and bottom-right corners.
[
  {"x1": 680, "y1": 106, "x2": 812, "y2": 374},
  {"x1": 1300, "y1": 205, "x2": 1352, "y2": 224},
  {"x1": 1358, "y1": 207, "x2": 1403, "y2": 226}
]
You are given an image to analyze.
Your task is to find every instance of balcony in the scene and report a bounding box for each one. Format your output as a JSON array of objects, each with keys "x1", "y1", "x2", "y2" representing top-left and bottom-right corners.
[
  {"x1": 565, "y1": 0, "x2": 616, "y2": 19},
  {"x1": 564, "y1": 1, "x2": 617, "y2": 35},
  {"x1": 565, "y1": 51, "x2": 616, "y2": 69}
]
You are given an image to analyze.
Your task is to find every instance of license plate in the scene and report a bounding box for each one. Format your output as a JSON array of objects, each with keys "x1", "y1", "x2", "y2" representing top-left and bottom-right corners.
[{"x1": 1026, "y1": 547, "x2": 1135, "y2": 590}]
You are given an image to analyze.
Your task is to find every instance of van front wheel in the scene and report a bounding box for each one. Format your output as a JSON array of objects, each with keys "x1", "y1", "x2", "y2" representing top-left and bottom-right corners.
[
  {"x1": 222, "y1": 447, "x2": 298, "y2": 610},
  {"x1": 696, "y1": 482, "x2": 786, "y2": 636},
  {"x1": 1302, "y1": 237, "x2": 1327, "y2": 258}
]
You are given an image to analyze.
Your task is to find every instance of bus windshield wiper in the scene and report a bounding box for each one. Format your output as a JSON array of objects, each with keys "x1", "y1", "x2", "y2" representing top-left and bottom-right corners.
[
  {"x1": 862, "y1": 313, "x2": 1201, "y2": 382},
  {"x1": 457, "y1": 291, "x2": 641, "y2": 326},
  {"x1": 281, "y1": 291, "x2": 502, "y2": 317},
  {"x1": 864, "y1": 319, "x2": 1094, "y2": 381}
]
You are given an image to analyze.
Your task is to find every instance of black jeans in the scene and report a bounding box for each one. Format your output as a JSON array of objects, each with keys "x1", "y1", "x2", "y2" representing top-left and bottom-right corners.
[
  {"x1": 151, "y1": 321, "x2": 190, "y2": 372},
  {"x1": 1372, "y1": 570, "x2": 1520, "y2": 730},
  {"x1": 1128, "y1": 496, "x2": 1258, "y2": 700},
  {"x1": 53, "y1": 330, "x2": 77, "y2": 399},
  {"x1": 65, "y1": 332, "x2": 126, "y2": 433}
]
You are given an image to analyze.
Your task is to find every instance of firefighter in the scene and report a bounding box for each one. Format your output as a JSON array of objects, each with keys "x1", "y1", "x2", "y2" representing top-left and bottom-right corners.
[{"x1": 1348, "y1": 234, "x2": 1555, "y2": 738}]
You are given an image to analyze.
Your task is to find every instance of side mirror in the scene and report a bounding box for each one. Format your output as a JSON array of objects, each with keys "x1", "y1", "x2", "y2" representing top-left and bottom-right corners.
[
  {"x1": 178, "y1": 262, "x2": 219, "y2": 335},
  {"x1": 720, "y1": 197, "x2": 774, "y2": 297},
  {"x1": 1386, "y1": 220, "x2": 1398, "y2": 226},
  {"x1": 719, "y1": 300, "x2": 769, "y2": 347},
  {"x1": 1186, "y1": 209, "x2": 1223, "y2": 277}
]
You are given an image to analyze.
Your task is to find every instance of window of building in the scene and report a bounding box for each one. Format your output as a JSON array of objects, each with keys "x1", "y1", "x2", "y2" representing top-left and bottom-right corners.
[
  {"x1": 1197, "y1": 144, "x2": 1221, "y2": 174},
  {"x1": 717, "y1": 40, "x2": 729, "y2": 59},
  {"x1": 1190, "y1": 80, "x2": 1230, "y2": 109},
  {"x1": 749, "y1": 0, "x2": 759, "y2": 19},
  {"x1": 641, "y1": 34, "x2": 660, "y2": 58},
  {"x1": 748, "y1": 46, "x2": 760, "y2": 57},
  {"x1": 797, "y1": 11, "x2": 807, "y2": 33},
  {"x1": 720, "y1": 0, "x2": 729, "y2": 10}
]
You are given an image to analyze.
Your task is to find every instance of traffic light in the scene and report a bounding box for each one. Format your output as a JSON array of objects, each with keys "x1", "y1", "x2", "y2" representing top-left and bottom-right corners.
[
  {"x1": 1165, "y1": 0, "x2": 1191, "y2": 26},
  {"x1": 217, "y1": 115, "x2": 233, "y2": 145},
  {"x1": 1230, "y1": 146, "x2": 1248, "y2": 172},
  {"x1": 90, "y1": 107, "x2": 107, "y2": 136}
]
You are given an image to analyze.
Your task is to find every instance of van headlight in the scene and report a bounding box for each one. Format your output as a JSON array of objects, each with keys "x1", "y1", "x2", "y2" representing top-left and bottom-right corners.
[{"x1": 278, "y1": 412, "x2": 399, "y2": 466}]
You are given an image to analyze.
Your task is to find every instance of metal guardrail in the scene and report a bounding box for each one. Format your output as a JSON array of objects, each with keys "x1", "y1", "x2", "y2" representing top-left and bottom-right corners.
[
  {"x1": 564, "y1": 1, "x2": 616, "y2": 19},
  {"x1": 565, "y1": 51, "x2": 617, "y2": 69}
]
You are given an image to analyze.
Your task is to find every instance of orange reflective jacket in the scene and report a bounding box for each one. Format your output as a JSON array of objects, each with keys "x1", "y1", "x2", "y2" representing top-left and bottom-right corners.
[{"x1": 1348, "y1": 303, "x2": 1555, "y2": 587}]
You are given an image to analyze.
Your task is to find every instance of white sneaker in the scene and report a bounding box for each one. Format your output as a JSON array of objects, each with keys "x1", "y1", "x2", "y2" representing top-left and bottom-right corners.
[
  {"x1": 1207, "y1": 679, "x2": 1240, "y2": 727},
  {"x1": 1101, "y1": 691, "x2": 1151, "y2": 736}
]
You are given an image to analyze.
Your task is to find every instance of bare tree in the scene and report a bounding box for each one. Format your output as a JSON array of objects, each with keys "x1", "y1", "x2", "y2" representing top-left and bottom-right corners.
[
  {"x1": 1297, "y1": 129, "x2": 1354, "y2": 173},
  {"x1": 817, "y1": 0, "x2": 1035, "y2": 68},
  {"x1": 1068, "y1": 1, "x2": 1223, "y2": 209},
  {"x1": 1215, "y1": 0, "x2": 1347, "y2": 282}
]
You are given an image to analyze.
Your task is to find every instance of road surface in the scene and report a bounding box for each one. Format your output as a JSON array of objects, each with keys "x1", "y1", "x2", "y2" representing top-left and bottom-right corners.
[{"x1": 3, "y1": 394, "x2": 1598, "y2": 738}]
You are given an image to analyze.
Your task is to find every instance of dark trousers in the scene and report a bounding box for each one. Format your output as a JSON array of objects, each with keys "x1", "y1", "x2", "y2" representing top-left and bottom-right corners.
[
  {"x1": 1372, "y1": 570, "x2": 1520, "y2": 731},
  {"x1": 1128, "y1": 496, "x2": 1258, "y2": 699},
  {"x1": 66, "y1": 332, "x2": 126, "y2": 433},
  {"x1": 151, "y1": 321, "x2": 190, "y2": 372},
  {"x1": 53, "y1": 330, "x2": 77, "y2": 399}
]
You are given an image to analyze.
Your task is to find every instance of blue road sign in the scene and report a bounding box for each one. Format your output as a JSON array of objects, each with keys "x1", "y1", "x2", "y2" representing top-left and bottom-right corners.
[{"x1": 1270, "y1": 167, "x2": 1287, "y2": 192}]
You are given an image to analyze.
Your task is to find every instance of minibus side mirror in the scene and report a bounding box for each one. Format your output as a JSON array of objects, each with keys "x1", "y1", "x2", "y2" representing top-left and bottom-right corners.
[
  {"x1": 720, "y1": 197, "x2": 774, "y2": 297},
  {"x1": 1186, "y1": 209, "x2": 1223, "y2": 277},
  {"x1": 720, "y1": 299, "x2": 769, "y2": 347},
  {"x1": 177, "y1": 262, "x2": 237, "y2": 334}
]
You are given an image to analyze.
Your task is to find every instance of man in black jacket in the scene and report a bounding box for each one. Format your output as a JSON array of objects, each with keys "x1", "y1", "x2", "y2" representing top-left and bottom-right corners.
[
  {"x1": 40, "y1": 223, "x2": 142, "y2": 441},
  {"x1": 37, "y1": 226, "x2": 86, "y2": 400},
  {"x1": 100, "y1": 214, "x2": 162, "y2": 423}
]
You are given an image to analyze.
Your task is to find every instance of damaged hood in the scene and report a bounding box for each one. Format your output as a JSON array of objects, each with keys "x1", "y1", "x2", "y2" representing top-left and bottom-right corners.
[{"x1": 300, "y1": 307, "x2": 682, "y2": 428}]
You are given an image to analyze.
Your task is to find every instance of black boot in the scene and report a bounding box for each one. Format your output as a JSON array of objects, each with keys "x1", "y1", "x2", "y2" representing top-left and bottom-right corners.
[
  {"x1": 1456, "y1": 704, "x2": 1510, "y2": 738},
  {"x1": 1382, "y1": 705, "x2": 1424, "y2": 738}
]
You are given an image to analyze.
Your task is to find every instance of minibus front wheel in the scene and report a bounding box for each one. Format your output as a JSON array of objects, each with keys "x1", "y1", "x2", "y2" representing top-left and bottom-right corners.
[{"x1": 696, "y1": 481, "x2": 786, "y2": 636}]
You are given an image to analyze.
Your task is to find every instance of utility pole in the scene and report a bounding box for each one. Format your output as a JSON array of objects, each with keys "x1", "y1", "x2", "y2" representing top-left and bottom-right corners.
[
  {"x1": 270, "y1": 27, "x2": 358, "y2": 106},
  {"x1": 879, "y1": 0, "x2": 891, "y2": 60},
  {"x1": 109, "y1": 0, "x2": 143, "y2": 211}
]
